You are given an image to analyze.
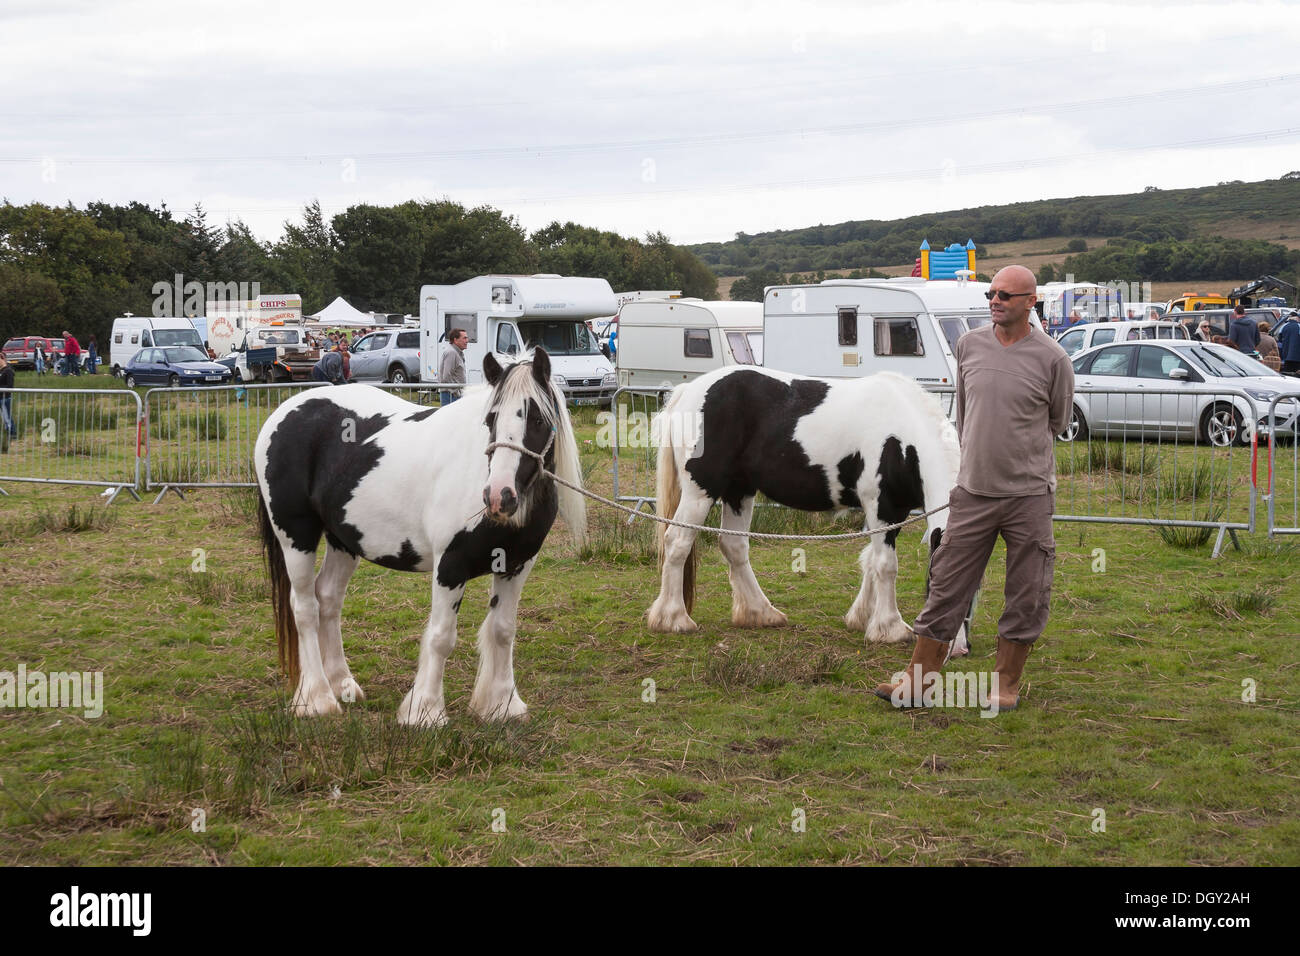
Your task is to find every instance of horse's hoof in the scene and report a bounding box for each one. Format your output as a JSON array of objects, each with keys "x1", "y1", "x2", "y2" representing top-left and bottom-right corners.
[
  {"x1": 843, "y1": 607, "x2": 868, "y2": 631},
  {"x1": 291, "y1": 689, "x2": 342, "y2": 717},
  {"x1": 470, "y1": 691, "x2": 528, "y2": 722},
  {"x1": 647, "y1": 603, "x2": 699, "y2": 633},
  {"x1": 732, "y1": 605, "x2": 788, "y2": 628},
  {"x1": 397, "y1": 696, "x2": 448, "y2": 728},
  {"x1": 866, "y1": 620, "x2": 915, "y2": 645}
]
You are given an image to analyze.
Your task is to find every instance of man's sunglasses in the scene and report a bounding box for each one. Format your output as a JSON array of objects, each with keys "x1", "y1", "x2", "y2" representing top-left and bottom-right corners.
[{"x1": 984, "y1": 290, "x2": 1035, "y2": 301}]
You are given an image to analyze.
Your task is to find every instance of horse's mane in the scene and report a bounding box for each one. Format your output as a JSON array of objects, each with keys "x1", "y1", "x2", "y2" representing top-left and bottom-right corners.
[{"x1": 491, "y1": 351, "x2": 588, "y2": 547}]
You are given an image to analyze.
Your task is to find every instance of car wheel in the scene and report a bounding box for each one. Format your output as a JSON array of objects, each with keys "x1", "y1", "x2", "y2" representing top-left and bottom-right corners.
[
  {"x1": 1201, "y1": 402, "x2": 1243, "y2": 447},
  {"x1": 125, "y1": 373, "x2": 137, "y2": 388},
  {"x1": 168, "y1": 374, "x2": 180, "y2": 388},
  {"x1": 388, "y1": 366, "x2": 408, "y2": 384},
  {"x1": 1057, "y1": 404, "x2": 1088, "y2": 442}
]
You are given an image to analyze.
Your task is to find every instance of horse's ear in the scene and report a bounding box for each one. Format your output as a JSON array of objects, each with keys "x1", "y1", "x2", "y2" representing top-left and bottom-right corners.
[
  {"x1": 531, "y1": 346, "x2": 551, "y2": 385},
  {"x1": 483, "y1": 352, "x2": 504, "y2": 386}
]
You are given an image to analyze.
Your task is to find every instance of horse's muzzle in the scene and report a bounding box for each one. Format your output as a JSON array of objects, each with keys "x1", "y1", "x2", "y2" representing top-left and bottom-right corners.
[{"x1": 484, "y1": 485, "x2": 518, "y2": 519}]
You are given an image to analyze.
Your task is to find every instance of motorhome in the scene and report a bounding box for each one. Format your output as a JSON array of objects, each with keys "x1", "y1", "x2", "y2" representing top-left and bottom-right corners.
[
  {"x1": 763, "y1": 277, "x2": 1024, "y2": 390},
  {"x1": 108, "y1": 315, "x2": 205, "y2": 377},
  {"x1": 418, "y1": 274, "x2": 618, "y2": 404},
  {"x1": 204, "y1": 294, "x2": 303, "y2": 357},
  {"x1": 616, "y1": 299, "x2": 763, "y2": 388}
]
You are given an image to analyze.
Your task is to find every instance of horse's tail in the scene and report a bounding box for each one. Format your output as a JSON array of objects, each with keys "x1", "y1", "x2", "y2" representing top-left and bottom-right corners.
[
  {"x1": 655, "y1": 387, "x2": 697, "y2": 613},
  {"x1": 258, "y1": 493, "x2": 299, "y2": 685}
]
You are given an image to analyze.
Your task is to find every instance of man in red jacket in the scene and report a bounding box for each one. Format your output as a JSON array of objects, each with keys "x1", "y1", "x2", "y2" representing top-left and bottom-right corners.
[{"x1": 62, "y1": 330, "x2": 82, "y2": 376}]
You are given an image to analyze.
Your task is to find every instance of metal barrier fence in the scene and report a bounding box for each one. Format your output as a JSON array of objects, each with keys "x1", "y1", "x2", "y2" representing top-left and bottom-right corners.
[
  {"x1": 1053, "y1": 385, "x2": 1262, "y2": 556},
  {"x1": 1263, "y1": 393, "x2": 1300, "y2": 536},
  {"x1": 141, "y1": 381, "x2": 451, "y2": 500},
  {"x1": 0, "y1": 387, "x2": 142, "y2": 503},
  {"x1": 609, "y1": 385, "x2": 672, "y2": 519}
]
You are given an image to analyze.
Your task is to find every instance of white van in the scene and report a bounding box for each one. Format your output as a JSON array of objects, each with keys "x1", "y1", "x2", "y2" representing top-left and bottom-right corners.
[
  {"x1": 109, "y1": 315, "x2": 204, "y2": 377},
  {"x1": 1055, "y1": 320, "x2": 1190, "y2": 357},
  {"x1": 419, "y1": 274, "x2": 618, "y2": 404},
  {"x1": 616, "y1": 299, "x2": 762, "y2": 388},
  {"x1": 763, "y1": 277, "x2": 1014, "y2": 386}
]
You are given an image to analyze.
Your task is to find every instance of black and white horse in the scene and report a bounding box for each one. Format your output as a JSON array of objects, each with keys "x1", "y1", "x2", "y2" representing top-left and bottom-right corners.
[
  {"x1": 647, "y1": 366, "x2": 969, "y2": 656},
  {"x1": 254, "y1": 348, "x2": 586, "y2": 727}
]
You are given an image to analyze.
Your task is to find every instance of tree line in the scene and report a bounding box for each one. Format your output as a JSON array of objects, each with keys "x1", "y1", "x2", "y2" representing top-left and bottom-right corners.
[{"x1": 0, "y1": 199, "x2": 718, "y2": 349}]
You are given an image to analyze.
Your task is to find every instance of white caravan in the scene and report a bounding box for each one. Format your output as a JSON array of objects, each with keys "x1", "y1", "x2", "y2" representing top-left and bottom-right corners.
[
  {"x1": 108, "y1": 315, "x2": 205, "y2": 377},
  {"x1": 763, "y1": 277, "x2": 1035, "y2": 387},
  {"x1": 418, "y1": 274, "x2": 618, "y2": 404},
  {"x1": 204, "y1": 294, "x2": 303, "y2": 358},
  {"x1": 616, "y1": 299, "x2": 763, "y2": 388}
]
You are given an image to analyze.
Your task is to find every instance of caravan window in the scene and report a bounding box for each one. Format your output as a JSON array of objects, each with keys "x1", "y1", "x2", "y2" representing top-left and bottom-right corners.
[
  {"x1": 496, "y1": 324, "x2": 520, "y2": 355},
  {"x1": 873, "y1": 316, "x2": 924, "y2": 357},
  {"x1": 114, "y1": 332, "x2": 123, "y2": 344},
  {"x1": 445, "y1": 313, "x2": 477, "y2": 343},
  {"x1": 491, "y1": 284, "x2": 512, "y2": 306},
  {"x1": 726, "y1": 331, "x2": 755, "y2": 365},
  {"x1": 154, "y1": 327, "x2": 203, "y2": 347},
  {"x1": 938, "y1": 318, "x2": 965, "y2": 352},
  {"x1": 747, "y1": 332, "x2": 763, "y2": 365},
  {"x1": 838, "y1": 308, "x2": 858, "y2": 347},
  {"x1": 141, "y1": 331, "x2": 152, "y2": 347},
  {"x1": 684, "y1": 329, "x2": 713, "y2": 358}
]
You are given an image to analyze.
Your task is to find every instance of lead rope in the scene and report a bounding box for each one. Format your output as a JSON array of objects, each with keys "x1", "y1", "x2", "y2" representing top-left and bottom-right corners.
[{"x1": 484, "y1": 438, "x2": 949, "y2": 541}]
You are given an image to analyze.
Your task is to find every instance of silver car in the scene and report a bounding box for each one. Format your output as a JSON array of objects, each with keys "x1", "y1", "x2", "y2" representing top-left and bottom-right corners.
[
  {"x1": 1061, "y1": 340, "x2": 1300, "y2": 447},
  {"x1": 348, "y1": 329, "x2": 422, "y2": 383}
]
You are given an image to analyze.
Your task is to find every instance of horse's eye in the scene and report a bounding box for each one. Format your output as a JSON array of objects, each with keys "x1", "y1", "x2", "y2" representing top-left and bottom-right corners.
[{"x1": 485, "y1": 412, "x2": 496, "y2": 430}]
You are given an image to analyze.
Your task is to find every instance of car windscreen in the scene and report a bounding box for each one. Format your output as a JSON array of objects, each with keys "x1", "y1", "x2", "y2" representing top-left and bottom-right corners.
[
  {"x1": 155, "y1": 328, "x2": 203, "y2": 348},
  {"x1": 163, "y1": 347, "x2": 210, "y2": 363},
  {"x1": 1179, "y1": 345, "x2": 1279, "y2": 379},
  {"x1": 3, "y1": 339, "x2": 22, "y2": 350},
  {"x1": 518, "y1": 321, "x2": 601, "y2": 356}
]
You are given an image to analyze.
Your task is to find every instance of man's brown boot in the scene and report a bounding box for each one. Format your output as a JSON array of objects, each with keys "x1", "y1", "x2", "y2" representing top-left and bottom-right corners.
[
  {"x1": 990, "y1": 637, "x2": 1033, "y2": 711},
  {"x1": 874, "y1": 635, "x2": 951, "y2": 708}
]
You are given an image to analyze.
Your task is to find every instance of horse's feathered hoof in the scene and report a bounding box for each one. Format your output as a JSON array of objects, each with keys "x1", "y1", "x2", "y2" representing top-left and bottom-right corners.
[
  {"x1": 731, "y1": 604, "x2": 788, "y2": 628},
  {"x1": 290, "y1": 688, "x2": 342, "y2": 718},
  {"x1": 646, "y1": 601, "x2": 699, "y2": 633}
]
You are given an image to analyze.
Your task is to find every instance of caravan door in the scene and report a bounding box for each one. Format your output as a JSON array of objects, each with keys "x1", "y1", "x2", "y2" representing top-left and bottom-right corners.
[{"x1": 421, "y1": 296, "x2": 441, "y2": 381}]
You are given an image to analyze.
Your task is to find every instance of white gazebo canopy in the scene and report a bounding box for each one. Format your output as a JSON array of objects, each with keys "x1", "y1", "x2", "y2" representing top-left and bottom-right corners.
[{"x1": 308, "y1": 296, "x2": 374, "y2": 326}]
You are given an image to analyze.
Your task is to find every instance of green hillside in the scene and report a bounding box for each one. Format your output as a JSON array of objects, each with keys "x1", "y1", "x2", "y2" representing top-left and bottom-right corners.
[{"x1": 689, "y1": 174, "x2": 1300, "y2": 277}]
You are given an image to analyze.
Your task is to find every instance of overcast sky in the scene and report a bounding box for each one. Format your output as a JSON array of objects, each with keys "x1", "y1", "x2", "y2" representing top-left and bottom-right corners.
[{"x1": 3, "y1": 0, "x2": 1298, "y2": 248}]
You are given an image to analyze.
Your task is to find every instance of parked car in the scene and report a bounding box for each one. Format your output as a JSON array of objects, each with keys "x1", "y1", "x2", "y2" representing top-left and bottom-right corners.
[
  {"x1": 2, "y1": 336, "x2": 60, "y2": 370},
  {"x1": 348, "y1": 329, "x2": 421, "y2": 383},
  {"x1": 123, "y1": 346, "x2": 234, "y2": 387},
  {"x1": 1054, "y1": 320, "x2": 1189, "y2": 356},
  {"x1": 1060, "y1": 340, "x2": 1300, "y2": 446}
]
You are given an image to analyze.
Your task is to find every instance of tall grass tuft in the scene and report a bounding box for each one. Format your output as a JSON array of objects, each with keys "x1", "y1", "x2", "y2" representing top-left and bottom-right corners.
[
  {"x1": 29, "y1": 503, "x2": 117, "y2": 534},
  {"x1": 1190, "y1": 586, "x2": 1277, "y2": 619},
  {"x1": 1088, "y1": 441, "x2": 1158, "y2": 475},
  {"x1": 1155, "y1": 505, "x2": 1225, "y2": 549}
]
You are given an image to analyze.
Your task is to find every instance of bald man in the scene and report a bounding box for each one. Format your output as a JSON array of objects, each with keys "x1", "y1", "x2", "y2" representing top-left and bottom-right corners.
[{"x1": 875, "y1": 265, "x2": 1074, "y2": 712}]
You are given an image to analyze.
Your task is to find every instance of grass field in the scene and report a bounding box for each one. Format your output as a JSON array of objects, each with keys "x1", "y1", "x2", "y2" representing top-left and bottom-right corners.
[{"x1": 2, "y1": 389, "x2": 1299, "y2": 865}]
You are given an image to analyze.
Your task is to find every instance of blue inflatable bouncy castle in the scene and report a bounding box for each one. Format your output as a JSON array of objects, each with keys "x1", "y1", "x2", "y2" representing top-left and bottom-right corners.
[{"x1": 912, "y1": 239, "x2": 977, "y2": 280}]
